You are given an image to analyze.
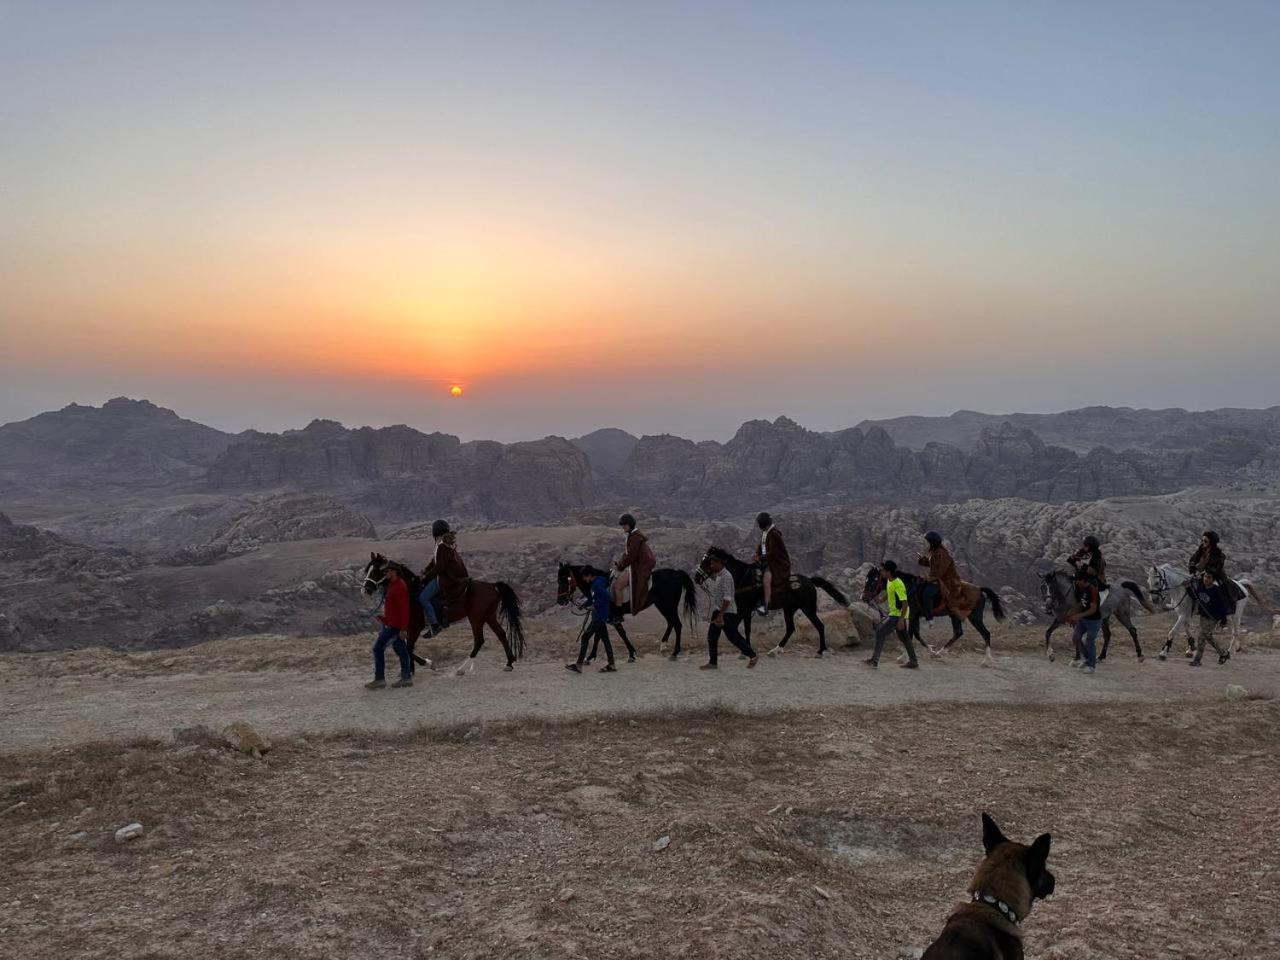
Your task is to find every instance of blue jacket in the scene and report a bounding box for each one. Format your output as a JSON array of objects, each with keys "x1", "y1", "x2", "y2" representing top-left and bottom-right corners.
[{"x1": 590, "y1": 576, "x2": 612, "y2": 624}]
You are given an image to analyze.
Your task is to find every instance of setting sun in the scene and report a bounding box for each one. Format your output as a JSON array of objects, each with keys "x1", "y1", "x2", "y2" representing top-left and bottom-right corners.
[{"x1": 450, "y1": 385, "x2": 464, "y2": 397}]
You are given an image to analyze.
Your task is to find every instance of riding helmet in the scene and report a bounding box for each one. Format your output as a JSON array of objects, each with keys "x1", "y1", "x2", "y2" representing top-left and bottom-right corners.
[
  {"x1": 925, "y1": 531, "x2": 943, "y2": 547},
  {"x1": 431, "y1": 519, "x2": 451, "y2": 538},
  {"x1": 1083, "y1": 535, "x2": 1101, "y2": 550},
  {"x1": 756, "y1": 512, "x2": 772, "y2": 529},
  {"x1": 618, "y1": 513, "x2": 636, "y2": 530}
]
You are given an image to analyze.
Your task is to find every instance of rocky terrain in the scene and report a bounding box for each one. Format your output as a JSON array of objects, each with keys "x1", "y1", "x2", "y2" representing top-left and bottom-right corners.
[{"x1": 859, "y1": 404, "x2": 1280, "y2": 453}]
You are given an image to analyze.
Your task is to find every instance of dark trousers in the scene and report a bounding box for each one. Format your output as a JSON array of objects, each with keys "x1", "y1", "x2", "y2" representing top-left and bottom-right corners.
[
  {"x1": 872, "y1": 616, "x2": 917, "y2": 664},
  {"x1": 578, "y1": 621, "x2": 614, "y2": 665},
  {"x1": 372, "y1": 625, "x2": 410, "y2": 680},
  {"x1": 707, "y1": 612, "x2": 755, "y2": 665}
]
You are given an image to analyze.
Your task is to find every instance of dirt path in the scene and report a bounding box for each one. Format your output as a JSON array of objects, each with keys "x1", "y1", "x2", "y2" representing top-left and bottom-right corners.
[{"x1": 4, "y1": 640, "x2": 1275, "y2": 753}]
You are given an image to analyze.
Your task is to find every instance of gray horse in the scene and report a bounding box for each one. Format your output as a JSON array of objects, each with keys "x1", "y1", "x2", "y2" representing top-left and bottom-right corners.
[{"x1": 1039, "y1": 569, "x2": 1154, "y2": 662}]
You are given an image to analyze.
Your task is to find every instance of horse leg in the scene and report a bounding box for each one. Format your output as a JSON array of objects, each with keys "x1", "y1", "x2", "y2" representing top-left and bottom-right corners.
[
  {"x1": 1116, "y1": 608, "x2": 1143, "y2": 661},
  {"x1": 805, "y1": 603, "x2": 827, "y2": 657},
  {"x1": 454, "y1": 617, "x2": 485, "y2": 676},
  {"x1": 1044, "y1": 618, "x2": 1060, "y2": 662},
  {"x1": 615, "y1": 623, "x2": 637, "y2": 662},
  {"x1": 768, "y1": 609, "x2": 797, "y2": 657},
  {"x1": 1099, "y1": 619, "x2": 1112, "y2": 661},
  {"x1": 488, "y1": 614, "x2": 515, "y2": 671},
  {"x1": 969, "y1": 611, "x2": 994, "y2": 667}
]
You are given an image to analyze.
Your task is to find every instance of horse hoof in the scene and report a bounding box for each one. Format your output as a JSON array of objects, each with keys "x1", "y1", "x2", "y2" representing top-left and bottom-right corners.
[
  {"x1": 766, "y1": 646, "x2": 783, "y2": 658},
  {"x1": 504, "y1": 664, "x2": 514, "y2": 672},
  {"x1": 628, "y1": 655, "x2": 637, "y2": 663},
  {"x1": 667, "y1": 654, "x2": 679, "y2": 662},
  {"x1": 1157, "y1": 651, "x2": 1168, "y2": 661}
]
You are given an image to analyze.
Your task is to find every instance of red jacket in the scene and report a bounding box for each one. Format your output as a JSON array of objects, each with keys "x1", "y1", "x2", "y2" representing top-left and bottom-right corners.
[{"x1": 379, "y1": 578, "x2": 410, "y2": 630}]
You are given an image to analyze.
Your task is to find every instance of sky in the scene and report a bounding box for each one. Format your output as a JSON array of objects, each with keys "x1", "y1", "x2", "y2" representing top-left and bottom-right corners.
[{"x1": 2, "y1": 1, "x2": 1278, "y2": 441}]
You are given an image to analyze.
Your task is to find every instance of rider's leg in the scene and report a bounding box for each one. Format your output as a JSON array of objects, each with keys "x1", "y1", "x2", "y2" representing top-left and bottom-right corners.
[
  {"x1": 418, "y1": 579, "x2": 441, "y2": 630},
  {"x1": 759, "y1": 570, "x2": 772, "y2": 613}
]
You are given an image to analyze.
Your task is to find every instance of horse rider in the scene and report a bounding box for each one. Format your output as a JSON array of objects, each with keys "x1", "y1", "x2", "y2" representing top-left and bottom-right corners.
[
  {"x1": 699, "y1": 551, "x2": 758, "y2": 670},
  {"x1": 917, "y1": 531, "x2": 980, "y2": 621},
  {"x1": 1068, "y1": 535, "x2": 1108, "y2": 589},
  {"x1": 418, "y1": 519, "x2": 469, "y2": 632},
  {"x1": 1189, "y1": 530, "x2": 1246, "y2": 610},
  {"x1": 366, "y1": 564, "x2": 413, "y2": 689},
  {"x1": 752, "y1": 512, "x2": 791, "y2": 615},
  {"x1": 1188, "y1": 570, "x2": 1232, "y2": 667},
  {"x1": 612, "y1": 513, "x2": 656, "y2": 622},
  {"x1": 865, "y1": 560, "x2": 919, "y2": 669},
  {"x1": 567, "y1": 566, "x2": 617, "y2": 674}
]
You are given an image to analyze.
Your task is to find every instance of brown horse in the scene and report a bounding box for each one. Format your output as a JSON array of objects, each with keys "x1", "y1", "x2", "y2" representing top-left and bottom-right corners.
[{"x1": 361, "y1": 552, "x2": 525, "y2": 675}]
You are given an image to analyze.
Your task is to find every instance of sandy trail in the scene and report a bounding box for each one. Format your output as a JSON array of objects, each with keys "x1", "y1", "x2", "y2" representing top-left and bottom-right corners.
[{"x1": 4, "y1": 639, "x2": 1274, "y2": 753}]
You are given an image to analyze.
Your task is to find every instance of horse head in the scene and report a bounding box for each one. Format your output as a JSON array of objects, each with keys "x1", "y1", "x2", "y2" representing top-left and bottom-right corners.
[
  {"x1": 695, "y1": 545, "x2": 736, "y2": 584},
  {"x1": 555, "y1": 561, "x2": 581, "y2": 606},
  {"x1": 861, "y1": 566, "x2": 886, "y2": 603},
  {"x1": 362, "y1": 552, "x2": 389, "y2": 595}
]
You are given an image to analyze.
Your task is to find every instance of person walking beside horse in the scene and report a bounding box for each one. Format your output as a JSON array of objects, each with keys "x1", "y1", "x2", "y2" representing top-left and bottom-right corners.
[
  {"x1": 1188, "y1": 572, "x2": 1232, "y2": 667},
  {"x1": 699, "y1": 552, "x2": 758, "y2": 670},
  {"x1": 752, "y1": 512, "x2": 791, "y2": 615},
  {"x1": 612, "y1": 513, "x2": 656, "y2": 623},
  {"x1": 865, "y1": 560, "x2": 919, "y2": 669},
  {"x1": 1063, "y1": 569, "x2": 1102, "y2": 674},
  {"x1": 366, "y1": 565, "x2": 413, "y2": 689},
  {"x1": 566, "y1": 567, "x2": 616, "y2": 674}
]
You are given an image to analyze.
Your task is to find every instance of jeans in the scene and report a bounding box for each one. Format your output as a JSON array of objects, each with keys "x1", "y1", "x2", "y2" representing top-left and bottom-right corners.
[
  {"x1": 872, "y1": 616, "x2": 918, "y2": 664},
  {"x1": 707, "y1": 612, "x2": 755, "y2": 665},
  {"x1": 418, "y1": 579, "x2": 441, "y2": 628},
  {"x1": 373, "y1": 625, "x2": 411, "y2": 681},
  {"x1": 1071, "y1": 619, "x2": 1102, "y2": 668}
]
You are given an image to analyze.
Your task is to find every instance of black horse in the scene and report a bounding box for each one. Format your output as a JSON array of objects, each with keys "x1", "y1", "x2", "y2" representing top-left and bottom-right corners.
[
  {"x1": 556, "y1": 562, "x2": 697, "y2": 661},
  {"x1": 862, "y1": 567, "x2": 1006, "y2": 665},
  {"x1": 362, "y1": 553, "x2": 525, "y2": 676},
  {"x1": 694, "y1": 546, "x2": 851, "y2": 658}
]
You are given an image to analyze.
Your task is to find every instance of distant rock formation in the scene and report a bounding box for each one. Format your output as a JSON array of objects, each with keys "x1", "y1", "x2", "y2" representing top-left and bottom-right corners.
[
  {"x1": 0, "y1": 397, "x2": 236, "y2": 494},
  {"x1": 207, "y1": 420, "x2": 596, "y2": 522},
  {"x1": 572, "y1": 428, "x2": 639, "y2": 478}
]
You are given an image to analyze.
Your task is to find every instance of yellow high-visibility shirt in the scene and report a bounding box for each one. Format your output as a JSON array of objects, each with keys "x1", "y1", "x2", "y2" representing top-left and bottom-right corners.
[{"x1": 886, "y1": 577, "x2": 910, "y2": 618}]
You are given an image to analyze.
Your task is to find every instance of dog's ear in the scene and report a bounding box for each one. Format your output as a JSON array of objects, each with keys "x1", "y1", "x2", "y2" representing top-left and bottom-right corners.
[
  {"x1": 1026, "y1": 832, "x2": 1051, "y2": 869},
  {"x1": 981, "y1": 812, "x2": 1009, "y2": 854}
]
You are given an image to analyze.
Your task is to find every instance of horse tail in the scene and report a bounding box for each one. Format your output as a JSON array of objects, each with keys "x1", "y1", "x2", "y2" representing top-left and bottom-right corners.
[
  {"x1": 675, "y1": 570, "x2": 699, "y2": 626},
  {"x1": 810, "y1": 576, "x2": 850, "y2": 608},
  {"x1": 495, "y1": 582, "x2": 526, "y2": 659},
  {"x1": 981, "y1": 587, "x2": 1007, "y2": 621},
  {"x1": 1120, "y1": 580, "x2": 1154, "y2": 613}
]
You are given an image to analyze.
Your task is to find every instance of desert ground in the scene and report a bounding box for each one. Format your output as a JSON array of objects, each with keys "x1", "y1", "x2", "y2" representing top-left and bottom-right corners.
[{"x1": 3, "y1": 615, "x2": 1278, "y2": 959}]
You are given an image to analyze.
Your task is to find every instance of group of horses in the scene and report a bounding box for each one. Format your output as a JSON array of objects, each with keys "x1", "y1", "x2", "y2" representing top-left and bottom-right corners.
[{"x1": 360, "y1": 548, "x2": 1260, "y2": 676}]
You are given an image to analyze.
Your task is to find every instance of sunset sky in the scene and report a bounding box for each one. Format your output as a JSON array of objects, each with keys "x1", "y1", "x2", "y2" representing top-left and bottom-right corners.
[{"x1": 2, "y1": 2, "x2": 1278, "y2": 440}]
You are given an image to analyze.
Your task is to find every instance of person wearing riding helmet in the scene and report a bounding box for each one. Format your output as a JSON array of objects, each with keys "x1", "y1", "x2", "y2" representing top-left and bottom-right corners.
[
  {"x1": 1189, "y1": 530, "x2": 1246, "y2": 609},
  {"x1": 918, "y1": 531, "x2": 981, "y2": 620},
  {"x1": 419, "y1": 519, "x2": 469, "y2": 629},
  {"x1": 416, "y1": 519, "x2": 448, "y2": 637},
  {"x1": 612, "y1": 513, "x2": 656, "y2": 621},
  {"x1": 751, "y1": 512, "x2": 791, "y2": 616},
  {"x1": 1069, "y1": 535, "x2": 1108, "y2": 590}
]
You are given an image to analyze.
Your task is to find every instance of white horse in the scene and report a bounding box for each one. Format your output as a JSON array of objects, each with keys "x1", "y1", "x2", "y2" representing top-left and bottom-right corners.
[{"x1": 1146, "y1": 562, "x2": 1260, "y2": 658}]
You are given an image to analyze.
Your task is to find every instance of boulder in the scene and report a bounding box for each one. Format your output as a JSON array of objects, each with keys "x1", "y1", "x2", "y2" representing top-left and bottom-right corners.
[{"x1": 223, "y1": 721, "x2": 270, "y2": 756}]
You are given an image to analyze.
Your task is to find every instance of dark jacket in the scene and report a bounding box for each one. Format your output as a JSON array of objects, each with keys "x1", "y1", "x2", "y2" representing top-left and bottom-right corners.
[
  {"x1": 590, "y1": 576, "x2": 611, "y2": 625},
  {"x1": 1191, "y1": 582, "x2": 1230, "y2": 623}
]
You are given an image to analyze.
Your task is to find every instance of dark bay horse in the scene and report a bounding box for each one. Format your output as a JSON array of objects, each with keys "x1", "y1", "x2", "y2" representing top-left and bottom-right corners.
[
  {"x1": 862, "y1": 567, "x2": 1006, "y2": 665},
  {"x1": 556, "y1": 562, "x2": 697, "y2": 661},
  {"x1": 695, "y1": 546, "x2": 851, "y2": 658},
  {"x1": 362, "y1": 553, "x2": 525, "y2": 676}
]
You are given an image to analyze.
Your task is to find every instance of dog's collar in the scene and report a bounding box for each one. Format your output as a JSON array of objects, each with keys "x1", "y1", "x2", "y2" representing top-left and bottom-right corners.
[{"x1": 972, "y1": 891, "x2": 1020, "y2": 926}]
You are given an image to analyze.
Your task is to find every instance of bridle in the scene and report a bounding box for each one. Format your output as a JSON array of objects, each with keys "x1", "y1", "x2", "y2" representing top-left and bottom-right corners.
[{"x1": 556, "y1": 566, "x2": 593, "y2": 614}]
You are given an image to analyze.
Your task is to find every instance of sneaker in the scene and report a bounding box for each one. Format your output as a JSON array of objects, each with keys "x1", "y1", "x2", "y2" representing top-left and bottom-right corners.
[
  {"x1": 390, "y1": 677, "x2": 413, "y2": 688},
  {"x1": 599, "y1": 663, "x2": 617, "y2": 673},
  {"x1": 747, "y1": 656, "x2": 758, "y2": 668},
  {"x1": 900, "y1": 661, "x2": 919, "y2": 669},
  {"x1": 364, "y1": 679, "x2": 386, "y2": 690},
  {"x1": 1080, "y1": 665, "x2": 1095, "y2": 674},
  {"x1": 699, "y1": 662, "x2": 717, "y2": 670},
  {"x1": 565, "y1": 663, "x2": 582, "y2": 673},
  {"x1": 1188, "y1": 659, "x2": 1202, "y2": 667},
  {"x1": 756, "y1": 604, "x2": 769, "y2": 616},
  {"x1": 1218, "y1": 651, "x2": 1231, "y2": 665}
]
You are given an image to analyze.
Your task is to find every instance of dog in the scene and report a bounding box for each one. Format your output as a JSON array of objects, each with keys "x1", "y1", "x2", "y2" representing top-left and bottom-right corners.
[{"x1": 922, "y1": 813, "x2": 1055, "y2": 959}]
